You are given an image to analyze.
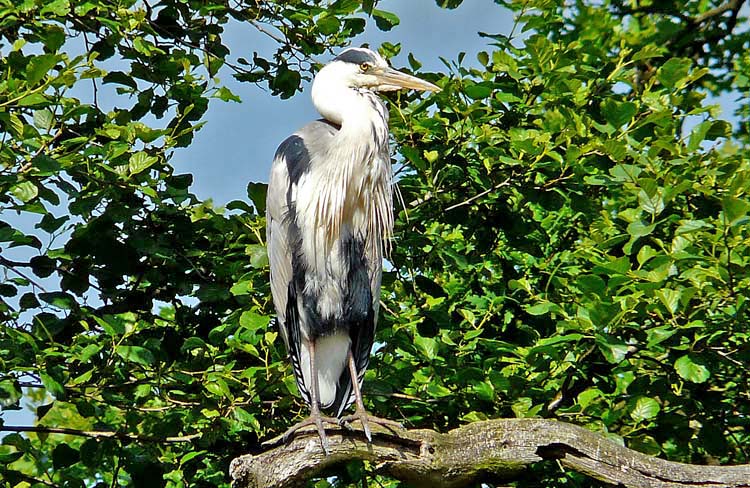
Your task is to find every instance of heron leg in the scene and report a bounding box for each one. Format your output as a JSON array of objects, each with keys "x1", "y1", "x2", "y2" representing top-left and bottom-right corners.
[
  {"x1": 339, "y1": 350, "x2": 403, "y2": 441},
  {"x1": 280, "y1": 339, "x2": 338, "y2": 454}
]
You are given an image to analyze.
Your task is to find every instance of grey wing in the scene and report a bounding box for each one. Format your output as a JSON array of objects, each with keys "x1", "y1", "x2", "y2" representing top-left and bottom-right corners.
[
  {"x1": 266, "y1": 133, "x2": 309, "y2": 403},
  {"x1": 267, "y1": 121, "x2": 340, "y2": 405}
]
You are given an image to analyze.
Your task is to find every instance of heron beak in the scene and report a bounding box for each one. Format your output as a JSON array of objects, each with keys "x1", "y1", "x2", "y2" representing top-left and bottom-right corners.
[{"x1": 373, "y1": 67, "x2": 441, "y2": 92}]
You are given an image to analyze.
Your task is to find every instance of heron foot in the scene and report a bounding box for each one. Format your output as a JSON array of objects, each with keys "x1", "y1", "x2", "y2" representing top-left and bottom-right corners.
[
  {"x1": 281, "y1": 414, "x2": 340, "y2": 454},
  {"x1": 339, "y1": 409, "x2": 403, "y2": 442}
]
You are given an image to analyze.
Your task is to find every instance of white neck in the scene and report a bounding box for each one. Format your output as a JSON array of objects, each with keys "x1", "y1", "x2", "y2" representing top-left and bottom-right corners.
[
  {"x1": 312, "y1": 76, "x2": 377, "y2": 129},
  {"x1": 303, "y1": 66, "x2": 393, "y2": 255}
]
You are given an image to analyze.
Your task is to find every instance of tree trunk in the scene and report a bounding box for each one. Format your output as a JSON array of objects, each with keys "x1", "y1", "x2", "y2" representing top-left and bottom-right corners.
[{"x1": 230, "y1": 419, "x2": 750, "y2": 488}]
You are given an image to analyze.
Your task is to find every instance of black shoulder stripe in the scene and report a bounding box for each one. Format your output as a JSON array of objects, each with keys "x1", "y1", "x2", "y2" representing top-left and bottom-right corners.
[{"x1": 276, "y1": 134, "x2": 310, "y2": 185}]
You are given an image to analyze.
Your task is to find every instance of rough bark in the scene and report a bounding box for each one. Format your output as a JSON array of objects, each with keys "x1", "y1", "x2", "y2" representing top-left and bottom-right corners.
[{"x1": 230, "y1": 419, "x2": 750, "y2": 488}]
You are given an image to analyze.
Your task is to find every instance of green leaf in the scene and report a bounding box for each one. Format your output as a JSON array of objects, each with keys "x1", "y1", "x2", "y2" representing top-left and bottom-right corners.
[
  {"x1": 609, "y1": 164, "x2": 642, "y2": 182},
  {"x1": 0, "y1": 379, "x2": 22, "y2": 405},
  {"x1": 215, "y1": 86, "x2": 241, "y2": 103},
  {"x1": 11, "y1": 181, "x2": 39, "y2": 202},
  {"x1": 0, "y1": 451, "x2": 24, "y2": 464},
  {"x1": 426, "y1": 382, "x2": 452, "y2": 398},
  {"x1": 17, "y1": 93, "x2": 48, "y2": 106},
  {"x1": 41, "y1": 0, "x2": 70, "y2": 16},
  {"x1": 638, "y1": 187, "x2": 665, "y2": 217},
  {"x1": 39, "y1": 292, "x2": 76, "y2": 310},
  {"x1": 239, "y1": 310, "x2": 269, "y2": 331},
  {"x1": 40, "y1": 370, "x2": 65, "y2": 398},
  {"x1": 115, "y1": 346, "x2": 155, "y2": 366},
  {"x1": 103, "y1": 71, "x2": 138, "y2": 89},
  {"x1": 722, "y1": 197, "x2": 750, "y2": 227},
  {"x1": 602, "y1": 99, "x2": 637, "y2": 127},
  {"x1": 52, "y1": 443, "x2": 79, "y2": 469},
  {"x1": 247, "y1": 182, "x2": 268, "y2": 214},
  {"x1": 656, "y1": 58, "x2": 692, "y2": 88},
  {"x1": 596, "y1": 335, "x2": 629, "y2": 364},
  {"x1": 26, "y1": 54, "x2": 59, "y2": 85},
  {"x1": 93, "y1": 315, "x2": 126, "y2": 336},
  {"x1": 656, "y1": 288, "x2": 682, "y2": 314},
  {"x1": 316, "y1": 15, "x2": 341, "y2": 35},
  {"x1": 371, "y1": 9, "x2": 400, "y2": 30},
  {"x1": 525, "y1": 301, "x2": 559, "y2": 316},
  {"x1": 577, "y1": 388, "x2": 603, "y2": 410},
  {"x1": 630, "y1": 396, "x2": 660, "y2": 421},
  {"x1": 33, "y1": 109, "x2": 55, "y2": 130},
  {"x1": 674, "y1": 355, "x2": 710, "y2": 383},
  {"x1": 129, "y1": 151, "x2": 159, "y2": 174},
  {"x1": 414, "y1": 335, "x2": 438, "y2": 360},
  {"x1": 464, "y1": 81, "x2": 493, "y2": 100}
]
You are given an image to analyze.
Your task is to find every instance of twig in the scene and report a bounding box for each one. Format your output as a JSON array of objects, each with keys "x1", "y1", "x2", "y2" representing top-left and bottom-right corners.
[
  {"x1": 0, "y1": 425, "x2": 200, "y2": 443},
  {"x1": 693, "y1": 0, "x2": 744, "y2": 24},
  {"x1": 0, "y1": 256, "x2": 49, "y2": 293},
  {"x1": 444, "y1": 178, "x2": 511, "y2": 212}
]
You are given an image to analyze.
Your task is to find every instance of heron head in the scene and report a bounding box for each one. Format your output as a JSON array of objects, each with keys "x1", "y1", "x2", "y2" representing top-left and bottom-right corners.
[{"x1": 319, "y1": 47, "x2": 440, "y2": 93}]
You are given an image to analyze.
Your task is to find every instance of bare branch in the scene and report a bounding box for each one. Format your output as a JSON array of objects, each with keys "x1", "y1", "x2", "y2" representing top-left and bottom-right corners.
[
  {"x1": 693, "y1": 0, "x2": 745, "y2": 24},
  {"x1": 231, "y1": 419, "x2": 750, "y2": 488},
  {"x1": 1, "y1": 425, "x2": 200, "y2": 443}
]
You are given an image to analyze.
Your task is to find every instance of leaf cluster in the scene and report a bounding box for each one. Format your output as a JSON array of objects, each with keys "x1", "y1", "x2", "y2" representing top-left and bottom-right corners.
[{"x1": 1, "y1": 1, "x2": 749, "y2": 487}]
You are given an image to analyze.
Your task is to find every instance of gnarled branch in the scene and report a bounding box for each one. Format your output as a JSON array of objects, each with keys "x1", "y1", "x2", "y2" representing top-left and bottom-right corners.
[{"x1": 230, "y1": 419, "x2": 750, "y2": 488}]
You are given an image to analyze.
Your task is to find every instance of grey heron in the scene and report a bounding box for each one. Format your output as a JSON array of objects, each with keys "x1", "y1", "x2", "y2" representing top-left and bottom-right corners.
[{"x1": 266, "y1": 47, "x2": 439, "y2": 453}]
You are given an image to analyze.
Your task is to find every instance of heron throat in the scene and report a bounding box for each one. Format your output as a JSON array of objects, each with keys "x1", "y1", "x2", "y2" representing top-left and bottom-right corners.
[{"x1": 310, "y1": 88, "x2": 394, "y2": 258}]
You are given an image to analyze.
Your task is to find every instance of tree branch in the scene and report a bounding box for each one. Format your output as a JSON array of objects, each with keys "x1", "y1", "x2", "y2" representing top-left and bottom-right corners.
[
  {"x1": 230, "y1": 419, "x2": 750, "y2": 488},
  {"x1": 1, "y1": 425, "x2": 200, "y2": 443},
  {"x1": 692, "y1": 0, "x2": 744, "y2": 24}
]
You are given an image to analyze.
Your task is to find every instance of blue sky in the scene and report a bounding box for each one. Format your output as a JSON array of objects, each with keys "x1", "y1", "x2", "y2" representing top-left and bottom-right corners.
[{"x1": 176, "y1": 0, "x2": 515, "y2": 204}]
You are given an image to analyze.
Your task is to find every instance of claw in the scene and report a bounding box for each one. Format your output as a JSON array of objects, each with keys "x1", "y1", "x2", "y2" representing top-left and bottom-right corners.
[
  {"x1": 280, "y1": 414, "x2": 340, "y2": 453},
  {"x1": 340, "y1": 410, "x2": 402, "y2": 441}
]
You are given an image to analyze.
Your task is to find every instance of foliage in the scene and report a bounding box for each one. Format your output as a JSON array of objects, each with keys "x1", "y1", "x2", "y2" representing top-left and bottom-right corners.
[{"x1": 1, "y1": 0, "x2": 749, "y2": 487}]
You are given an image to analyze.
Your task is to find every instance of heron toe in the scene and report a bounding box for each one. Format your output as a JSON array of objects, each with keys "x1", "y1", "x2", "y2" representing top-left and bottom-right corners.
[
  {"x1": 339, "y1": 409, "x2": 403, "y2": 441},
  {"x1": 281, "y1": 414, "x2": 340, "y2": 454}
]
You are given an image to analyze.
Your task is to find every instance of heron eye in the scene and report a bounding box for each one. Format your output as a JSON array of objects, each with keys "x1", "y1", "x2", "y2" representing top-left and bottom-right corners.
[{"x1": 360, "y1": 62, "x2": 372, "y2": 72}]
